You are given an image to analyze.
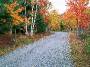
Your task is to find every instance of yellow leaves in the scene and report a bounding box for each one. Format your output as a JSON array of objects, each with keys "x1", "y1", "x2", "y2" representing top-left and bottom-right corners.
[
  {"x1": 48, "y1": 10, "x2": 60, "y2": 30},
  {"x1": 63, "y1": 10, "x2": 77, "y2": 29},
  {"x1": 84, "y1": 8, "x2": 90, "y2": 14},
  {"x1": 49, "y1": 21, "x2": 60, "y2": 30},
  {"x1": 65, "y1": 18, "x2": 77, "y2": 29}
]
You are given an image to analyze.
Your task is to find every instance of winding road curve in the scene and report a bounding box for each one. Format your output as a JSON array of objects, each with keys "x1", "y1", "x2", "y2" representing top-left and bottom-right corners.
[{"x1": 0, "y1": 32, "x2": 74, "y2": 67}]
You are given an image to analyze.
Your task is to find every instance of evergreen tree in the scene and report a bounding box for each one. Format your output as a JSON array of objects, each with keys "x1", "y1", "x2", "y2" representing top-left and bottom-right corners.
[{"x1": 35, "y1": 13, "x2": 47, "y2": 33}]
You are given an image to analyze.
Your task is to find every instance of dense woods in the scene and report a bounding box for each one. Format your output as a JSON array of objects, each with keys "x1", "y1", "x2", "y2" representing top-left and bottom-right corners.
[
  {"x1": 0, "y1": 0, "x2": 90, "y2": 35},
  {"x1": 0, "y1": 0, "x2": 90, "y2": 66},
  {"x1": 0, "y1": 1, "x2": 90, "y2": 65}
]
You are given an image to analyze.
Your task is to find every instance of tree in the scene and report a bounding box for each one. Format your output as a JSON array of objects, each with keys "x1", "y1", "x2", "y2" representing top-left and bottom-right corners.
[
  {"x1": 0, "y1": 0, "x2": 13, "y2": 34},
  {"x1": 0, "y1": 11, "x2": 11, "y2": 34},
  {"x1": 6, "y1": 1, "x2": 25, "y2": 41},
  {"x1": 6, "y1": 1, "x2": 24, "y2": 25},
  {"x1": 66, "y1": 0, "x2": 90, "y2": 35},
  {"x1": 5, "y1": 0, "x2": 50, "y2": 36},
  {"x1": 6, "y1": 0, "x2": 35, "y2": 36},
  {"x1": 48, "y1": 10, "x2": 61, "y2": 30},
  {"x1": 19, "y1": 0, "x2": 49, "y2": 36},
  {"x1": 84, "y1": 7, "x2": 90, "y2": 32},
  {"x1": 32, "y1": 0, "x2": 50, "y2": 33},
  {"x1": 35, "y1": 13, "x2": 47, "y2": 33},
  {"x1": 63, "y1": 10, "x2": 77, "y2": 31}
]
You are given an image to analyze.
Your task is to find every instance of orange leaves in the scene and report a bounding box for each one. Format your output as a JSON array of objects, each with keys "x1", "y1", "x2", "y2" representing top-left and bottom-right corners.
[
  {"x1": 11, "y1": 13, "x2": 24, "y2": 25},
  {"x1": 63, "y1": 10, "x2": 76, "y2": 20},
  {"x1": 63, "y1": 10, "x2": 77, "y2": 29},
  {"x1": 6, "y1": 1, "x2": 24, "y2": 25},
  {"x1": 79, "y1": 0, "x2": 89, "y2": 4},
  {"x1": 66, "y1": 0, "x2": 89, "y2": 5}
]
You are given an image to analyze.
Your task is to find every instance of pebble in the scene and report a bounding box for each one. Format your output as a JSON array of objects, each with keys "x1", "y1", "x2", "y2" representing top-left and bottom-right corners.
[{"x1": 0, "y1": 32, "x2": 74, "y2": 67}]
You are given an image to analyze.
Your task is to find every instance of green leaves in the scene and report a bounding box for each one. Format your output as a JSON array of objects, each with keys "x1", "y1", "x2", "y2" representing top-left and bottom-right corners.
[
  {"x1": 13, "y1": 6, "x2": 19, "y2": 11},
  {"x1": 35, "y1": 14, "x2": 47, "y2": 33},
  {"x1": 17, "y1": 0, "x2": 31, "y2": 6},
  {"x1": 28, "y1": 0, "x2": 32, "y2": 2},
  {"x1": 0, "y1": 0, "x2": 3, "y2": 3},
  {"x1": 17, "y1": 0, "x2": 24, "y2": 4},
  {"x1": 7, "y1": 0, "x2": 14, "y2": 4}
]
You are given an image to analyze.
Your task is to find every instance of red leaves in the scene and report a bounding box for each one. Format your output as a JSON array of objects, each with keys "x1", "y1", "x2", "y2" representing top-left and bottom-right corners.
[
  {"x1": 44, "y1": 15, "x2": 49, "y2": 24},
  {"x1": 38, "y1": 0, "x2": 47, "y2": 7},
  {"x1": 79, "y1": 21, "x2": 88, "y2": 29},
  {"x1": 38, "y1": 0, "x2": 49, "y2": 23},
  {"x1": 39, "y1": 8, "x2": 47, "y2": 14},
  {"x1": 66, "y1": 0, "x2": 89, "y2": 29}
]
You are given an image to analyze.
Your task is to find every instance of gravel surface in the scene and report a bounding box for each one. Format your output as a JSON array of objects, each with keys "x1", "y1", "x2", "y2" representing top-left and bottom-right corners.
[{"x1": 0, "y1": 32, "x2": 74, "y2": 67}]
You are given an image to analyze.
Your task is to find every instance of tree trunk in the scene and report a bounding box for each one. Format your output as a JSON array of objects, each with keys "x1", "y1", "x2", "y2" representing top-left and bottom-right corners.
[
  {"x1": 30, "y1": 5, "x2": 34, "y2": 36},
  {"x1": 33, "y1": 1, "x2": 38, "y2": 33},
  {"x1": 76, "y1": 19, "x2": 79, "y2": 36},
  {"x1": 25, "y1": 0, "x2": 29, "y2": 36},
  {"x1": 12, "y1": 28, "x2": 16, "y2": 42},
  {"x1": 25, "y1": 22, "x2": 29, "y2": 35},
  {"x1": 31, "y1": 0, "x2": 38, "y2": 36},
  {"x1": 14, "y1": 28, "x2": 16, "y2": 42},
  {"x1": 31, "y1": 2, "x2": 38, "y2": 36},
  {"x1": 9, "y1": 22, "x2": 12, "y2": 35},
  {"x1": 9, "y1": 22, "x2": 13, "y2": 42}
]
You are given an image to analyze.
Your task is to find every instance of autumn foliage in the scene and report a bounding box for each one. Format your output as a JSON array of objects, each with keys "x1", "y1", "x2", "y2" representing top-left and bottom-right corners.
[
  {"x1": 66, "y1": 0, "x2": 90, "y2": 29},
  {"x1": 63, "y1": 10, "x2": 77, "y2": 30},
  {"x1": 38, "y1": 0, "x2": 49, "y2": 23},
  {"x1": 6, "y1": 1, "x2": 24, "y2": 25},
  {"x1": 38, "y1": 0, "x2": 48, "y2": 7},
  {"x1": 48, "y1": 10, "x2": 61, "y2": 30}
]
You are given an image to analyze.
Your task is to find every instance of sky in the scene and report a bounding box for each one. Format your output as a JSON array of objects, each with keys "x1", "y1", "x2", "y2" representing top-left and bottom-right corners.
[
  {"x1": 49, "y1": 0, "x2": 67, "y2": 14},
  {"x1": 49, "y1": 0, "x2": 90, "y2": 14},
  {"x1": 88, "y1": 1, "x2": 90, "y2": 6}
]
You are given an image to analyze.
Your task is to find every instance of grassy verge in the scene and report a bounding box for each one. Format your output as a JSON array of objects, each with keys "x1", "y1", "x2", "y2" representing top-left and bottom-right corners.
[
  {"x1": 69, "y1": 32, "x2": 90, "y2": 67},
  {"x1": 85, "y1": 34, "x2": 90, "y2": 53},
  {"x1": 0, "y1": 32, "x2": 51, "y2": 56}
]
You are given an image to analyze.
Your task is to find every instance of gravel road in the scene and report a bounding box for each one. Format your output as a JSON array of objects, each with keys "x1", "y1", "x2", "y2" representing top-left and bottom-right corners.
[{"x1": 0, "y1": 32, "x2": 74, "y2": 67}]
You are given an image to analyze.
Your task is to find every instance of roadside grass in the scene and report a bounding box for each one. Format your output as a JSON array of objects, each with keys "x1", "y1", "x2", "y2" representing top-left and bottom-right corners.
[
  {"x1": 85, "y1": 35, "x2": 90, "y2": 54},
  {"x1": 69, "y1": 32, "x2": 90, "y2": 67},
  {"x1": 0, "y1": 32, "x2": 51, "y2": 56},
  {"x1": 0, "y1": 35, "x2": 32, "y2": 56}
]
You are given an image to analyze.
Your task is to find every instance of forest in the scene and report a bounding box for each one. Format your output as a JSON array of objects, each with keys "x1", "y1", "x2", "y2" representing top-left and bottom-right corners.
[{"x1": 0, "y1": 0, "x2": 90, "y2": 67}]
